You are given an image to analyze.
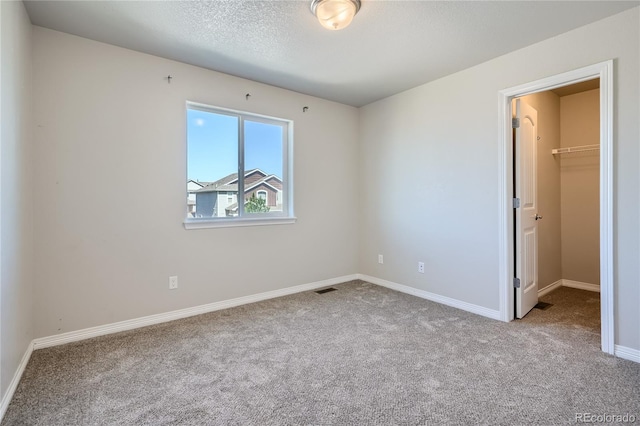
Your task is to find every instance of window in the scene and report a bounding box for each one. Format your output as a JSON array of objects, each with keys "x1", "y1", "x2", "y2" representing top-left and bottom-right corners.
[{"x1": 185, "y1": 102, "x2": 294, "y2": 229}]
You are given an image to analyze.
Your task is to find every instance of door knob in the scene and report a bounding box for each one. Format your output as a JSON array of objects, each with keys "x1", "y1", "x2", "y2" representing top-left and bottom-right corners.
[{"x1": 535, "y1": 214, "x2": 543, "y2": 220}]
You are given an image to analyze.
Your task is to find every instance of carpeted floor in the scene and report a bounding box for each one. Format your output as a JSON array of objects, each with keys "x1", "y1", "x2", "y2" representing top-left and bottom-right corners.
[
  {"x1": 3, "y1": 281, "x2": 639, "y2": 425},
  {"x1": 520, "y1": 286, "x2": 601, "y2": 332}
]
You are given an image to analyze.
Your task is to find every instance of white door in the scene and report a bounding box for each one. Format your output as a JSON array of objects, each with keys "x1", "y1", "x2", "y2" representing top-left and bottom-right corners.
[{"x1": 515, "y1": 99, "x2": 540, "y2": 318}]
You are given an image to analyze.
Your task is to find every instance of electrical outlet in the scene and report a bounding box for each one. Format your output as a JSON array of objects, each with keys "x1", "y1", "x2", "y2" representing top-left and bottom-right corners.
[
  {"x1": 169, "y1": 276, "x2": 178, "y2": 290},
  {"x1": 378, "y1": 254, "x2": 384, "y2": 264},
  {"x1": 418, "y1": 262, "x2": 425, "y2": 274}
]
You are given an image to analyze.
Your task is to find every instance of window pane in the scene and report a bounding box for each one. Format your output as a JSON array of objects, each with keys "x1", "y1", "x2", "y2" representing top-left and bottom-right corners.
[
  {"x1": 243, "y1": 120, "x2": 284, "y2": 215},
  {"x1": 185, "y1": 103, "x2": 292, "y2": 226},
  {"x1": 187, "y1": 109, "x2": 238, "y2": 218}
]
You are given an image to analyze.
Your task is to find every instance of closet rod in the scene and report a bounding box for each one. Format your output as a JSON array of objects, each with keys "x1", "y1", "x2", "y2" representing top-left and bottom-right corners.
[{"x1": 551, "y1": 144, "x2": 600, "y2": 155}]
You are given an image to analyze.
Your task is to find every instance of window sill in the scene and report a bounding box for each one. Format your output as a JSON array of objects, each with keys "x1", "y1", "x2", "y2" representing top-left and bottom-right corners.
[{"x1": 184, "y1": 216, "x2": 297, "y2": 230}]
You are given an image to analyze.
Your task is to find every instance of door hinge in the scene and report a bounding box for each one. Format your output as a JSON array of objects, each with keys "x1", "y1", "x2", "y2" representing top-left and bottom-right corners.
[
  {"x1": 513, "y1": 277, "x2": 521, "y2": 288},
  {"x1": 513, "y1": 198, "x2": 520, "y2": 208},
  {"x1": 512, "y1": 118, "x2": 520, "y2": 128}
]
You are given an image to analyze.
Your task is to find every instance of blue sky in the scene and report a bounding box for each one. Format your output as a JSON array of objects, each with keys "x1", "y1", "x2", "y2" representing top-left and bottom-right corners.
[{"x1": 187, "y1": 108, "x2": 283, "y2": 183}]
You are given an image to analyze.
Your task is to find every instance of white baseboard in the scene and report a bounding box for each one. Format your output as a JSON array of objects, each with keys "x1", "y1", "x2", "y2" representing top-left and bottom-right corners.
[
  {"x1": 562, "y1": 279, "x2": 600, "y2": 293},
  {"x1": 538, "y1": 280, "x2": 563, "y2": 297},
  {"x1": 33, "y1": 274, "x2": 359, "y2": 350},
  {"x1": 28, "y1": 273, "x2": 598, "y2": 352},
  {"x1": 537, "y1": 279, "x2": 600, "y2": 297},
  {"x1": 1, "y1": 272, "x2": 633, "y2": 424},
  {"x1": 614, "y1": 345, "x2": 640, "y2": 363},
  {"x1": 33, "y1": 273, "x2": 503, "y2": 351},
  {"x1": 358, "y1": 274, "x2": 501, "y2": 321},
  {"x1": 0, "y1": 341, "x2": 34, "y2": 421}
]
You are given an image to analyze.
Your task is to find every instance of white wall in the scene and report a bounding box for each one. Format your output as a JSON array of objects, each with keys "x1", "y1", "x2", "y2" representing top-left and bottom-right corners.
[
  {"x1": 359, "y1": 8, "x2": 639, "y2": 350},
  {"x1": 32, "y1": 28, "x2": 359, "y2": 338},
  {"x1": 0, "y1": 0, "x2": 34, "y2": 399}
]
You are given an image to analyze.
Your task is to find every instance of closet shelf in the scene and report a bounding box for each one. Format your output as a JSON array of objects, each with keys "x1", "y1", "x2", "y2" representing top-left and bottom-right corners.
[{"x1": 552, "y1": 144, "x2": 599, "y2": 155}]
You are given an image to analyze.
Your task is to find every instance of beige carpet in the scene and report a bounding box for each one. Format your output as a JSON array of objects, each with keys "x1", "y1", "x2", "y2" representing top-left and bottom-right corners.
[
  {"x1": 520, "y1": 286, "x2": 601, "y2": 332},
  {"x1": 3, "y1": 281, "x2": 638, "y2": 425}
]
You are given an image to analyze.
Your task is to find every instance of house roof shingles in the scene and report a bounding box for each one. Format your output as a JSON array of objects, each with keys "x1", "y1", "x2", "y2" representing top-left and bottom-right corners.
[{"x1": 195, "y1": 169, "x2": 281, "y2": 194}]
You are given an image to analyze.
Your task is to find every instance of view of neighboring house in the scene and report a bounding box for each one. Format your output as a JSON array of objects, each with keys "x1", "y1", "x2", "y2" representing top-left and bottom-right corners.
[
  {"x1": 188, "y1": 169, "x2": 283, "y2": 218},
  {"x1": 187, "y1": 179, "x2": 206, "y2": 217}
]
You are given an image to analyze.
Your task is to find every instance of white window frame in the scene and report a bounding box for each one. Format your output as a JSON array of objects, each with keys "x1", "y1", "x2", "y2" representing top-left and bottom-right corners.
[
  {"x1": 256, "y1": 190, "x2": 268, "y2": 203},
  {"x1": 184, "y1": 102, "x2": 295, "y2": 229}
]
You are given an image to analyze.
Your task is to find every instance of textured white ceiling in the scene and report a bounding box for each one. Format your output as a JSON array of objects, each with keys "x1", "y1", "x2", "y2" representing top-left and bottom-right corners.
[{"x1": 23, "y1": 1, "x2": 638, "y2": 107}]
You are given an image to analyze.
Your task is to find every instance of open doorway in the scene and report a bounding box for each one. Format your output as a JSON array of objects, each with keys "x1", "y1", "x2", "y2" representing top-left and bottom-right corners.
[
  {"x1": 513, "y1": 81, "x2": 601, "y2": 335},
  {"x1": 498, "y1": 61, "x2": 614, "y2": 355}
]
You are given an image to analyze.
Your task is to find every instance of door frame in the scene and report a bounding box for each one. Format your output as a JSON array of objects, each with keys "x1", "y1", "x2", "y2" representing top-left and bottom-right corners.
[{"x1": 497, "y1": 60, "x2": 614, "y2": 355}]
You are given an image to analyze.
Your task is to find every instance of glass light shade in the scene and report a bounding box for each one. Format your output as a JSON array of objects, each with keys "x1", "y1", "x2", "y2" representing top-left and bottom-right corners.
[{"x1": 314, "y1": 0, "x2": 359, "y2": 31}]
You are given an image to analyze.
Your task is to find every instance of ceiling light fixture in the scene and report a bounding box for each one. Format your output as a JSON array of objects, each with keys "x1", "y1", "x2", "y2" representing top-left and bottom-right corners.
[{"x1": 310, "y1": 0, "x2": 361, "y2": 31}]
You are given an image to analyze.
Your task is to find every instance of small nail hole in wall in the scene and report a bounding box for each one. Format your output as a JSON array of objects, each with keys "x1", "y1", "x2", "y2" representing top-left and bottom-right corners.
[
  {"x1": 303, "y1": 106, "x2": 309, "y2": 112},
  {"x1": 246, "y1": 93, "x2": 251, "y2": 100}
]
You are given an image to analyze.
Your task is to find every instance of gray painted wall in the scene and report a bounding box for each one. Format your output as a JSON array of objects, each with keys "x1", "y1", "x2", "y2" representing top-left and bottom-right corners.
[
  {"x1": 0, "y1": 1, "x2": 34, "y2": 400},
  {"x1": 359, "y1": 8, "x2": 639, "y2": 350},
  {"x1": 32, "y1": 27, "x2": 360, "y2": 338}
]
